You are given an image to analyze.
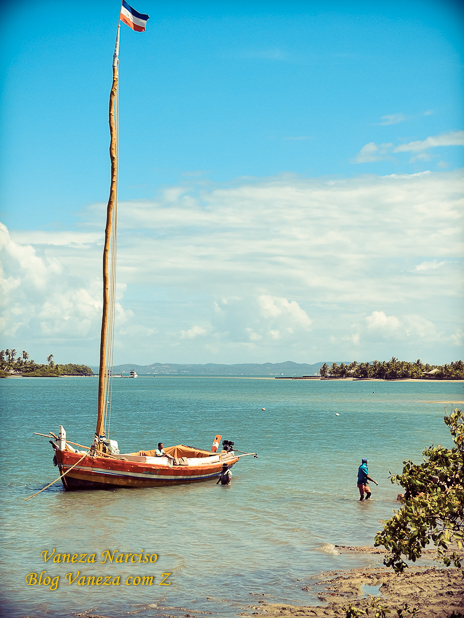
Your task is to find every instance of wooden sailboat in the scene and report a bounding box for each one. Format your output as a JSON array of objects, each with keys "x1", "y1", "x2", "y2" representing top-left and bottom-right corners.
[{"x1": 47, "y1": 4, "x2": 256, "y2": 491}]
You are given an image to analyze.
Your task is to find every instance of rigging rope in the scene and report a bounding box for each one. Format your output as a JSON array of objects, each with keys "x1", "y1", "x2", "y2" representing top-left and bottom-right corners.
[{"x1": 23, "y1": 453, "x2": 88, "y2": 501}]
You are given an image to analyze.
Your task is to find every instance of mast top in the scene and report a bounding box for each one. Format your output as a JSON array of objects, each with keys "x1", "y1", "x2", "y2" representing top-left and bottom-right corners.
[{"x1": 113, "y1": 23, "x2": 120, "y2": 69}]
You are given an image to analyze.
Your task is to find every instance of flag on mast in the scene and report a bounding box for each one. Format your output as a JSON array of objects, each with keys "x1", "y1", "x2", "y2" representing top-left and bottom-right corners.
[{"x1": 120, "y1": 1, "x2": 149, "y2": 32}]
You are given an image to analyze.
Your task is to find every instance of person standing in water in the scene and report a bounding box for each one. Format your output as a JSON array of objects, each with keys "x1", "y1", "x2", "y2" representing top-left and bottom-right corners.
[
  {"x1": 217, "y1": 463, "x2": 232, "y2": 485},
  {"x1": 357, "y1": 458, "x2": 378, "y2": 500}
]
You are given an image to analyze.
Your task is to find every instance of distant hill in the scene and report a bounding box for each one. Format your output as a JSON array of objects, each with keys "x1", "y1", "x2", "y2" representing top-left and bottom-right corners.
[{"x1": 89, "y1": 361, "x2": 326, "y2": 376}]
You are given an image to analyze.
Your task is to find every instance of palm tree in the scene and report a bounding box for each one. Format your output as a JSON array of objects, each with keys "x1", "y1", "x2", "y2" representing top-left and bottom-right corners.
[
  {"x1": 452, "y1": 361, "x2": 464, "y2": 379},
  {"x1": 358, "y1": 362, "x2": 370, "y2": 378},
  {"x1": 319, "y1": 363, "x2": 328, "y2": 378},
  {"x1": 22, "y1": 351, "x2": 29, "y2": 365},
  {"x1": 378, "y1": 361, "x2": 387, "y2": 379},
  {"x1": 386, "y1": 357, "x2": 399, "y2": 379},
  {"x1": 47, "y1": 354, "x2": 54, "y2": 367},
  {"x1": 5, "y1": 349, "x2": 11, "y2": 365}
]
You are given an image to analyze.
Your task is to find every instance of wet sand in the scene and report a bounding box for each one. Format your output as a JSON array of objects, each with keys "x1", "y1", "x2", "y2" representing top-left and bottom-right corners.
[
  {"x1": 246, "y1": 547, "x2": 464, "y2": 618},
  {"x1": 422, "y1": 400, "x2": 464, "y2": 405}
]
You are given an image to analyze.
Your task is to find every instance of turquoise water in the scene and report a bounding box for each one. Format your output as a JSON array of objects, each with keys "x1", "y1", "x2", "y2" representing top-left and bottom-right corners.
[{"x1": 0, "y1": 376, "x2": 462, "y2": 617}]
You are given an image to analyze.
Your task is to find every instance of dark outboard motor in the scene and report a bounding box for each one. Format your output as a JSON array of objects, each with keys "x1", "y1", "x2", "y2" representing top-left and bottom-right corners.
[{"x1": 222, "y1": 439, "x2": 234, "y2": 453}]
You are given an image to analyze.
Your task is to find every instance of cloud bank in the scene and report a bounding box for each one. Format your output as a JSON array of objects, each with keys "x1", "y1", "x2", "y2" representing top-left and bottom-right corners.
[{"x1": 2, "y1": 169, "x2": 463, "y2": 364}]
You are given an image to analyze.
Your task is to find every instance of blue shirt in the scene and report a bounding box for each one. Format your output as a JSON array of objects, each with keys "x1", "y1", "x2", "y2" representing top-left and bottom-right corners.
[{"x1": 358, "y1": 463, "x2": 368, "y2": 484}]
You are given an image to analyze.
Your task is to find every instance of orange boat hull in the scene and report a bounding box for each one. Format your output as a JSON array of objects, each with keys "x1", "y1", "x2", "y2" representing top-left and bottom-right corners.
[{"x1": 55, "y1": 450, "x2": 238, "y2": 490}]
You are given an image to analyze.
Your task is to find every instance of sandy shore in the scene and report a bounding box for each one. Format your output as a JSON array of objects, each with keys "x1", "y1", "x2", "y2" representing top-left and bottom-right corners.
[
  {"x1": 245, "y1": 548, "x2": 464, "y2": 618},
  {"x1": 422, "y1": 401, "x2": 464, "y2": 405}
]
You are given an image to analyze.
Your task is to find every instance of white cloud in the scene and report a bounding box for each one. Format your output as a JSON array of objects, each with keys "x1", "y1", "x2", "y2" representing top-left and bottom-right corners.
[
  {"x1": 414, "y1": 260, "x2": 448, "y2": 272},
  {"x1": 376, "y1": 110, "x2": 433, "y2": 126},
  {"x1": 363, "y1": 311, "x2": 449, "y2": 344},
  {"x1": 366, "y1": 311, "x2": 402, "y2": 334},
  {"x1": 0, "y1": 222, "x2": 130, "y2": 356},
  {"x1": 245, "y1": 327, "x2": 262, "y2": 341},
  {"x1": 402, "y1": 315, "x2": 439, "y2": 340},
  {"x1": 163, "y1": 187, "x2": 188, "y2": 202},
  {"x1": 258, "y1": 295, "x2": 312, "y2": 330},
  {"x1": 350, "y1": 142, "x2": 394, "y2": 163},
  {"x1": 180, "y1": 325, "x2": 208, "y2": 339},
  {"x1": 395, "y1": 131, "x2": 464, "y2": 153},
  {"x1": 37, "y1": 288, "x2": 102, "y2": 337},
  {"x1": 409, "y1": 153, "x2": 433, "y2": 163},
  {"x1": 352, "y1": 131, "x2": 464, "y2": 165},
  {"x1": 378, "y1": 113, "x2": 406, "y2": 126},
  {"x1": 205, "y1": 295, "x2": 312, "y2": 351},
  {"x1": 332, "y1": 332, "x2": 360, "y2": 345},
  {"x1": 11, "y1": 230, "x2": 101, "y2": 248}
]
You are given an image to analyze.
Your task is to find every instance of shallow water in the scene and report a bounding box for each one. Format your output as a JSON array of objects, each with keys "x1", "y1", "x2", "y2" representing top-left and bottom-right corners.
[{"x1": 0, "y1": 376, "x2": 461, "y2": 617}]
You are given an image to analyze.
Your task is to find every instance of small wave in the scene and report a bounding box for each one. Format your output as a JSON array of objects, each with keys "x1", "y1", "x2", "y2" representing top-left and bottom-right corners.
[{"x1": 318, "y1": 543, "x2": 339, "y2": 555}]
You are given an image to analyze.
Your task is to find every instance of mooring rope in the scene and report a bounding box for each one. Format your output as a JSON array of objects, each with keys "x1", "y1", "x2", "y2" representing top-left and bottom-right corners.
[{"x1": 23, "y1": 453, "x2": 88, "y2": 502}]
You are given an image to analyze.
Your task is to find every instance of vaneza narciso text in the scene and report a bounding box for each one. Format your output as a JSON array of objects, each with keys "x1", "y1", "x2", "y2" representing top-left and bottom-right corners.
[{"x1": 40, "y1": 548, "x2": 159, "y2": 564}]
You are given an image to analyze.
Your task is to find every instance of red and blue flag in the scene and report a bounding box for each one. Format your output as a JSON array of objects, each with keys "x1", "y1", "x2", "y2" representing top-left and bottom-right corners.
[{"x1": 120, "y1": 1, "x2": 149, "y2": 32}]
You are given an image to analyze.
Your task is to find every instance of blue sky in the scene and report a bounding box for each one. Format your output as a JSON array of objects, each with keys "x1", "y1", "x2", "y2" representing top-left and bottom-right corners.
[{"x1": 1, "y1": 0, "x2": 463, "y2": 366}]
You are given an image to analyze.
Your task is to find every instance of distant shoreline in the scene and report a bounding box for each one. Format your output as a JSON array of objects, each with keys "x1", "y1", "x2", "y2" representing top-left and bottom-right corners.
[
  {"x1": 276, "y1": 376, "x2": 464, "y2": 383},
  {"x1": 4, "y1": 374, "x2": 464, "y2": 387}
]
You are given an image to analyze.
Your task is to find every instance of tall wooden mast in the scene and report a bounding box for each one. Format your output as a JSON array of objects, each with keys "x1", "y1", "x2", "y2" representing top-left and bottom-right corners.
[{"x1": 96, "y1": 24, "x2": 120, "y2": 442}]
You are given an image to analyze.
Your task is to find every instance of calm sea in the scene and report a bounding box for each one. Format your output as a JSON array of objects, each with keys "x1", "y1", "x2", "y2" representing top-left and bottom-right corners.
[{"x1": 0, "y1": 376, "x2": 462, "y2": 617}]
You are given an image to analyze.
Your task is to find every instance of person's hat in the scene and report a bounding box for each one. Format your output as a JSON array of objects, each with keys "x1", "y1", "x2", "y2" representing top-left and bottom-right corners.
[{"x1": 362, "y1": 458, "x2": 368, "y2": 463}]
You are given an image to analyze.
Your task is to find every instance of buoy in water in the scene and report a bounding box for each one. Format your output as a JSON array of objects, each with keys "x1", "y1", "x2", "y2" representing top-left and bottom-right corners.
[
  {"x1": 262, "y1": 408, "x2": 266, "y2": 411},
  {"x1": 335, "y1": 413, "x2": 340, "y2": 416}
]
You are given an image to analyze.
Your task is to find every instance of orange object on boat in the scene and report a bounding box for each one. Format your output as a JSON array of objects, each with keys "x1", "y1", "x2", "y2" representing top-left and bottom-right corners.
[{"x1": 211, "y1": 435, "x2": 221, "y2": 453}]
